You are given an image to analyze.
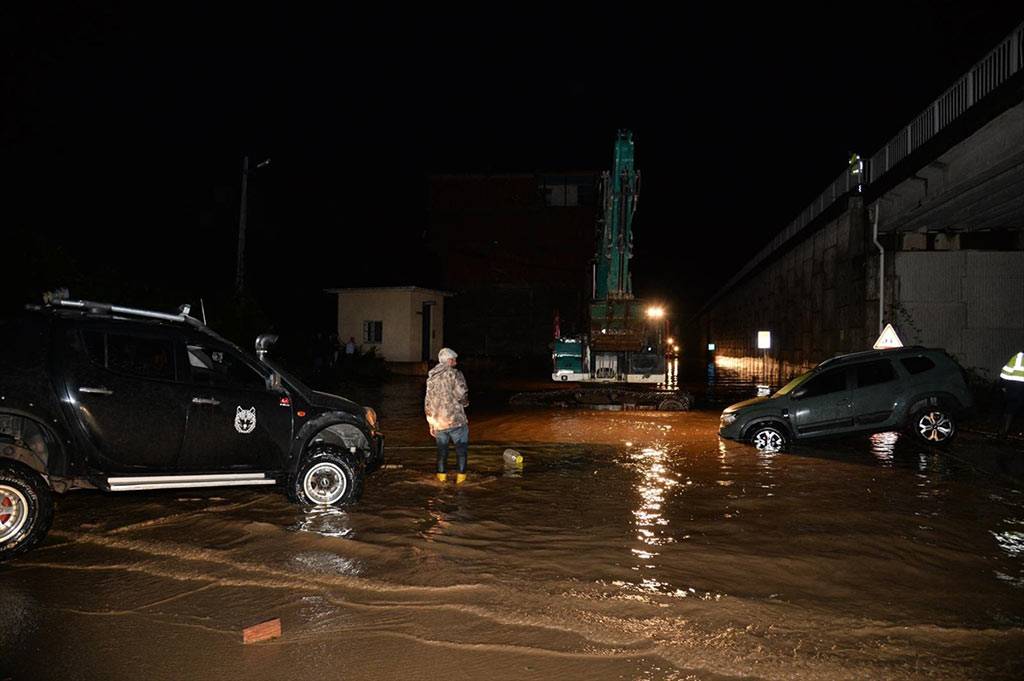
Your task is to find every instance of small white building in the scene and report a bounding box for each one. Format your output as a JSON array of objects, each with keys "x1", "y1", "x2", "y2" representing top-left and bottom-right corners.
[{"x1": 326, "y1": 287, "x2": 451, "y2": 364}]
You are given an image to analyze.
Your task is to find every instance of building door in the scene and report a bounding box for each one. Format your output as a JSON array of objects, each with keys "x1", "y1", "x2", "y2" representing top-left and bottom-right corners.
[{"x1": 421, "y1": 301, "x2": 435, "y2": 362}]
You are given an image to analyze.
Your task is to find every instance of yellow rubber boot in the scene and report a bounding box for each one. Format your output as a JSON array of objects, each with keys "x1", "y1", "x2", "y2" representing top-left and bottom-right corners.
[
  {"x1": 436, "y1": 473, "x2": 447, "y2": 483},
  {"x1": 455, "y1": 473, "x2": 467, "y2": 485}
]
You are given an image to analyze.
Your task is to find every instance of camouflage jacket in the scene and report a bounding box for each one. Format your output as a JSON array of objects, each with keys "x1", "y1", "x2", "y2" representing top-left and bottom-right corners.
[{"x1": 424, "y1": 362, "x2": 469, "y2": 431}]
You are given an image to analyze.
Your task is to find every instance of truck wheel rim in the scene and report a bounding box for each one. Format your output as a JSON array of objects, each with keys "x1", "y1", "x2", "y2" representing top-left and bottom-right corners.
[
  {"x1": 303, "y1": 463, "x2": 347, "y2": 505},
  {"x1": 753, "y1": 430, "x2": 783, "y2": 452},
  {"x1": 0, "y1": 485, "x2": 29, "y2": 544},
  {"x1": 918, "y1": 411, "x2": 953, "y2": 442}
]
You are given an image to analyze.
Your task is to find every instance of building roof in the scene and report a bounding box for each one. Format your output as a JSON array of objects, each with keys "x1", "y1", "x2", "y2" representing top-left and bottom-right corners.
[{"x1": 324, "y1": 286, "x2": 454, "y2": 296}]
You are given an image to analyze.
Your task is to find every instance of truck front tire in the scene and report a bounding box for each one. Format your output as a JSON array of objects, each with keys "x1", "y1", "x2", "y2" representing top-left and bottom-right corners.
[
  {"x1": 0, "y1": 463, "x2": 54, "y2": 562},
  {"x1": 290, "y1": 446, "x2": 364, "y2": 507}
]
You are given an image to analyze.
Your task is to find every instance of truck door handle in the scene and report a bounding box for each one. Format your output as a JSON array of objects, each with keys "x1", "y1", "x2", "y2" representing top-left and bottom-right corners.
[
  {"x1": 191, "y1": 397, "x2": 221, "y2": 406},
  {"x1": 79, "y1": 386, "x2": 114, "y2": 395}
]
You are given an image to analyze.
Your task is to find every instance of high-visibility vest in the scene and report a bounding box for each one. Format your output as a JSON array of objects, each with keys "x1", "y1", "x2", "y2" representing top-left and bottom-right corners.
[{"x1": 1001, "y1": 352, "x2": 1024, "y2": 383}]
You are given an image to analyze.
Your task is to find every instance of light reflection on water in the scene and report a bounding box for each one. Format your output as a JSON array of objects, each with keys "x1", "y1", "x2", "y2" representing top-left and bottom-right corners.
[
  {"x1": 617, "y1": 447, "x2": 722, "y2": 601},
  {"x1": 291, "y1": 504, "x2": 354, "y2": 539},
  {"x1": 870, "y1": 431, "x2": 899, "y2": 466},
  {"x1": 992, "y1": 528, "x2": 1024, "y2": 558},
  {"x1": 631, "y1": 447, "x2": 677, "y2": 548},
  {"x1": 291, "y1": 551, "x2": 362, "y2": 576},
  {"x1": 664, "y1": 357, "x2": 679, "y2": 389}
]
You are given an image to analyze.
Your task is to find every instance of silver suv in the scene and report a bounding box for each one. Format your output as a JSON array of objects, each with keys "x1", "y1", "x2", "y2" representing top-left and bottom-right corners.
[{"x1": 719, "y1": 347, "x2": 973, "y2": 451}]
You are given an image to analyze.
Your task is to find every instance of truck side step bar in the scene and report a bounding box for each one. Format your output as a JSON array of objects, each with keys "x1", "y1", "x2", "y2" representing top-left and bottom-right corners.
[{"x1": 106, "y1": 473, "x2": 277, "y2": 492}]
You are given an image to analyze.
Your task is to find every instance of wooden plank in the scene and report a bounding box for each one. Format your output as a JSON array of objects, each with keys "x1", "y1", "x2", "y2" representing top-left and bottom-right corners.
[{"x1": 242, "y1": 618, "x2": 281, "y2": 644}]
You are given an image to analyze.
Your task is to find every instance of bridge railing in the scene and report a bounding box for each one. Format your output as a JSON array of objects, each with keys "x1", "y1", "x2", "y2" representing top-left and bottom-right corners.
[
  {"x1": 707, "y1": 21, "x2": 1023, "y2": 309},
  {"x1": 869, "y1": 22, "x2": 1023, "y2": 180}
]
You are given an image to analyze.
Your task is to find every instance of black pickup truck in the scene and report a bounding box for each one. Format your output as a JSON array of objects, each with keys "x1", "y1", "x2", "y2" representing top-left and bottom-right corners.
[{"x1": 0, "y1": 296, "x2": 384, "y2": 561}]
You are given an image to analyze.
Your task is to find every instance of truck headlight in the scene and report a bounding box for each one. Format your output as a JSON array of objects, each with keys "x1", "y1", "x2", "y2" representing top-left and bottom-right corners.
[
  {"x1": 364, "y1": 407, "x2": 378, "y2": 430},
  {"x1": 720, "y1": 413, "x2": 737, "y2": 427}
]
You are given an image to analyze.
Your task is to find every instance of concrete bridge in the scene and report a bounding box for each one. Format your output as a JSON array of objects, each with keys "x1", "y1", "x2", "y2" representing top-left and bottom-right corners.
[{"x1": 696, "y1": 21, "x2": 1024, "y2": 386}]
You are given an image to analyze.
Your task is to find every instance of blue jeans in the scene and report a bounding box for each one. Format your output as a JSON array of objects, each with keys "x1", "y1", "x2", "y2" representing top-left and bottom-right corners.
[{"x1": 435, "y1": 424, "x2": 468, "y2": 473}]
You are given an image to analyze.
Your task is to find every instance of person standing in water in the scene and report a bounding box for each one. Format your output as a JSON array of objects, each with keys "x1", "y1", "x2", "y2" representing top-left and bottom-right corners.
[{"x1": 424, "y1": 347, "x2": 469, "y2": 484}]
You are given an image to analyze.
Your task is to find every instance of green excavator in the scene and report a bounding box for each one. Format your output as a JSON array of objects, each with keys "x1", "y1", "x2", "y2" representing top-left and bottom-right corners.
[{"x1": 552, "y1": 130, "x2": 667, "y2": 384}]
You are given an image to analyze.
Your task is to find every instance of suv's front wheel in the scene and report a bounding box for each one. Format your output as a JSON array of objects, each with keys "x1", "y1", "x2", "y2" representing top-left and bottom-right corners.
[
  {"x1": 910, "y1": 408, "x2": 957, "y2": 446},
  {"x1": 290, "y1": 446, "x2": 364, "y2": 506},
  {"x1": 748, "y1": 423, "x2": 788, "y2": 453},
  {"x1": 0, "y1": 463, "x2": 54, "y2": 562}
]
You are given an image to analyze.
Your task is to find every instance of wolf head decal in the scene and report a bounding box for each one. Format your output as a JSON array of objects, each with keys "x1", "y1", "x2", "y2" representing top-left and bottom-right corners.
[{"x1": 234, "y1": 406, "x2": 256, "y2": 434}]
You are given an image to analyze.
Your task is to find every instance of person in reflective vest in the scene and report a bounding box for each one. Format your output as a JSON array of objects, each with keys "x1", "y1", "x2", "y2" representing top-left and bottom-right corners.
[
  {"x1": 999, "y1": 351, "x2": 1024, "y2": 436},
  {"x1": 849, "y1": 153, "x2": 864, "y2": 193}
]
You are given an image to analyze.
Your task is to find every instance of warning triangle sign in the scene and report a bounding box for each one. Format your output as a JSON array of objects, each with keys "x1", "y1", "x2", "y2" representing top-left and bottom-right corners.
[{"x1": 873, "y1": 323, "x2": 903, "y2": 350}]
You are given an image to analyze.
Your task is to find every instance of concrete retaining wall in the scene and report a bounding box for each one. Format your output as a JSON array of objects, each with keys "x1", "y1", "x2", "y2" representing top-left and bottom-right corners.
[{"x1": 894, "y1": 250, "x2": 1024, "y2": 379}]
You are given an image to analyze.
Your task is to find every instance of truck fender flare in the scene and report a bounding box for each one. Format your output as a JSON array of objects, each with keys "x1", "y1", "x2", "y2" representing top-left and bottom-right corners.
[
  {"x1": 288, "y1": 413, "x2": 370, "y2": 475},
  {"x1": 0, "y1": 410, "x2": 69, "y2": 479}
]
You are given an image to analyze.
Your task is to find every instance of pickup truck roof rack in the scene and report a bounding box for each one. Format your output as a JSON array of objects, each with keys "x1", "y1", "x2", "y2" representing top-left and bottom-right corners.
[
  {"x1": 29, "y1": 291, "x2": 257, "y2": 355},
  {"x1": 31, "y1": 290, "x2": 205, "y2": 328}
]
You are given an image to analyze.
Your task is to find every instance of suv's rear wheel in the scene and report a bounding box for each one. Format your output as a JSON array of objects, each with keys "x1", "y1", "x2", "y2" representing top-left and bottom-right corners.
[
  {"x1": 290, "y1": 446, "x2": 364, "y2": 506},
  {"x1": 748, "y1": 423, "x2": 788, "y2": 453},
  {"x1": 911, "y1": 408, "x2": 956, "y2": 446},
  {"x1": 0, "y1": 463, "x2": 54, "y2": 562}
]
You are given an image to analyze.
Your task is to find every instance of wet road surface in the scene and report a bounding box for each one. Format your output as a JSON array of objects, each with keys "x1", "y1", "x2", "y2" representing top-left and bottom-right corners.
[{"x1": 2, "y1": 377, "x2": 1023, "y2": 680}]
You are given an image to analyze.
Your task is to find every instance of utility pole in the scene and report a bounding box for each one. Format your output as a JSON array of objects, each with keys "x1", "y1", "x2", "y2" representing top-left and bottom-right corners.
[
  {"x1": 235, "y1": 155, "x2": 250, "y2": 296},
  {"x1": 235, "y1": 155, "x2": 270, "y2": 296}
]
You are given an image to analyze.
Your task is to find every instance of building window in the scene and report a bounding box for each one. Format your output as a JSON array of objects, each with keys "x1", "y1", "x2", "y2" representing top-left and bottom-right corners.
[
  {"x1": 363, "y1": 320, "x2": 383, "y2": 344},
  {"x1": 544, "y1": 184, "x2": 579, "y2": 207}
]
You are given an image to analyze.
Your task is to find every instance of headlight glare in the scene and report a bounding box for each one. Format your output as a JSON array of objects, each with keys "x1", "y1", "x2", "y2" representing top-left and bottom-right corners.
[{"x1": 364, "y1": 407, "x2": 378, "y2": 429}]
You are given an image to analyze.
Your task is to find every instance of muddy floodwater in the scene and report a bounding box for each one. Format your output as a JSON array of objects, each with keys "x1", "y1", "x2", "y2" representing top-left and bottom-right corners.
[{"x1": 2, "y1": 377, "x2": 1023, "y2": 680}]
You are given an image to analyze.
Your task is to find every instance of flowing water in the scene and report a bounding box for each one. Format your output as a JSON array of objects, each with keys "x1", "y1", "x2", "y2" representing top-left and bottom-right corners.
[{"x1": 2, "y1": 377, "x2": 1023, "y2": 680}]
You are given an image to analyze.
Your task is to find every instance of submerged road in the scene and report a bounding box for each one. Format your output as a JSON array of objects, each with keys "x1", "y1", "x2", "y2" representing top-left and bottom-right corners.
[{"x1": 1, "y1": 377, "x2": 1022, "y2": 680}]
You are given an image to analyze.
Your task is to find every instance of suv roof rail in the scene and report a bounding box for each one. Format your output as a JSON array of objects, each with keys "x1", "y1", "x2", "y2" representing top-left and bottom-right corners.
[
  {"x1": 818, "y1": 345, "x2": 929, "y2": 368},
  {"x1": 43, "y1": 297, "x2": 205, "y2": 327}
]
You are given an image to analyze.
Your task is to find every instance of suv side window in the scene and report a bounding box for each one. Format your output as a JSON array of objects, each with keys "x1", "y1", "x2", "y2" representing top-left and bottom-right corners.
[
  {"x1": 798, "y1": 367, "x2": 847, "y2": 398},
  {"x1": 186, "y1": 342, "x2": 267, "y2": 391},
  {"x1": 901, "y1": 356, "x2": 935, "y2": 375},
  {"x1": 854, "y1": 359, "x2": 896, "y2": 388},
  {"x1": 76, "y1": 329, "x2": 176, "y2": 381}
]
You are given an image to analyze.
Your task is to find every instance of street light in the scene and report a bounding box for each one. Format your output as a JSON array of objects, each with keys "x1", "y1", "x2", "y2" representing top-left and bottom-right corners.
[
  {"x1": 645, "y1": 306, "x2": 665, "y2": 319},
  {"x1": 235, "y1": 155, "x2": 272, "y2": 296}
]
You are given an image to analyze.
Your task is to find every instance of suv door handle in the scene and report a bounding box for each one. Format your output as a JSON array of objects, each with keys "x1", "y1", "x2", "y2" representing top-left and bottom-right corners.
[
  {"x1": 191, "y1": 397, "x2": 221, "y2": 406},
  {"x1": 79, "y1": 386, "x2": 114, "y2": 395}
]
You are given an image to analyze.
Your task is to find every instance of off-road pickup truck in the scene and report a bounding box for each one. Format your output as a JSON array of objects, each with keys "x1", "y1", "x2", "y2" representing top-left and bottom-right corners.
[{"x1": 0, "y1": 295, "x2": 384, "y2": 560}]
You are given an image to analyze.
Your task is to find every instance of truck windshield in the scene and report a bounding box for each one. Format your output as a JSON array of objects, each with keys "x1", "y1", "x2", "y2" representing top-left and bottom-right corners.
[{"x1": 774, "y1": 371, "x2": 813, "y2": 397}]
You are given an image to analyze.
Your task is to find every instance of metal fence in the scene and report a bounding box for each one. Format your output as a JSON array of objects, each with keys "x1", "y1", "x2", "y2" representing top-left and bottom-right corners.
[{"x1": 708, "y1": 21, "x2": 1024, "y2": 308}]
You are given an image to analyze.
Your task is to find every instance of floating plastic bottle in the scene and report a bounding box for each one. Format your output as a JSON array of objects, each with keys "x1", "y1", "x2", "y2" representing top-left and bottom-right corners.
[{"x1": 503, "y1": 449, "x2": 524, "y2": 466}]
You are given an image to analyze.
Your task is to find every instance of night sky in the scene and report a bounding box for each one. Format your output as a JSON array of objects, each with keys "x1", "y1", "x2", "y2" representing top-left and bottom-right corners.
[{"x1": 4, "y1": 2, "x2": 1023, "y2": 331}]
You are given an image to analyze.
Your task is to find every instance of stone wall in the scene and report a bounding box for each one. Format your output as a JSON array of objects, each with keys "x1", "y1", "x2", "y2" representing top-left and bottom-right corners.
[{"x1": 699, "y1": 199, "x2": 874, "y2": 387}]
